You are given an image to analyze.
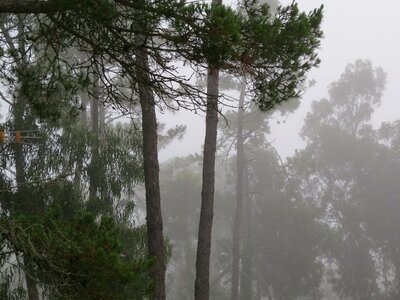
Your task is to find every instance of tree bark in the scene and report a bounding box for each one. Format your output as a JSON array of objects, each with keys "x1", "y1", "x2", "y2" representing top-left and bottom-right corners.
[
  {"x1": 90, "y1": 79, "x2": 99, "y2": 137},
  {"x1": 231, "y1": 75, "x2": 246, "y2": 300},
  {"x1": 74, "y1": 96, "x2": 87, "y2": 189},
  {"x1": 0, "y1": 0, "x2": 78, "y2": 13},
  {"x1": 194, "y1": 2, "x2": 222, "y2": 298},
  {"x1": 0, "y1": 0, "x2": 141, "y2": 13},
  {"x1": 87, "y1": 71, "x2": 100, "y2": 213},
  {"x1": 195, "y1": 65, "x2": 220, "y2": 300},
  {"x1": 13, "y1": 94, "x2": 40, "y2": 300},
  {"x1": 239, "y1": 196, "x2": 254, "y2": 300},
  {"x1": 239, "y1": 165, "x2": 253, "y2": 300},
  {"x1": 80, "y1": 97, "x2": 88, "y2": 127},
  {"x1": 99, "y1": 101, "x2": 105, "y2": 130},
  {"x1": 135, "y1": 38, "x2": 166, "y2": 300}
]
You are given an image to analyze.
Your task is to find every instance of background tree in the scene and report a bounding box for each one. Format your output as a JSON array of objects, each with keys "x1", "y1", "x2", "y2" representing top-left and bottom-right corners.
[{"x1": 288, "y1": 60, "x2": 387, "y2": 299}]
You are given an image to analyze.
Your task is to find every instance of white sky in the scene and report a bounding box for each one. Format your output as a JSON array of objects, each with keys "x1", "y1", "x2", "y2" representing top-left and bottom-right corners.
[{"x1": 159, "y1": 0, "x2": 400, "y2": 160}]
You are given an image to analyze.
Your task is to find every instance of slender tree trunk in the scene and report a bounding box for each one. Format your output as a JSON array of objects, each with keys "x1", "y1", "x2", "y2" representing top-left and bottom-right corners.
[
  {"x1": 25, "y1": 275, "x2": 39, "y2": 300},
  {"x1": 74, "y1": 96, "x2": 87, "y2": 189},
  {"x1": 239, "y1": 162, "x2": 255, "y2": 300},
  {"x1": 239, "y1": 183, "x2": 254, "y2": 300},
  {"x1": 14, "y1": 135, "x2": 40, "y2": 300},
  {"x1": 13, "y1": 98, "x2": 40, "y2": 300},
  {"x1": 195, "y1": 64, "x2": 220, "y2": 300},
  {"x1": 194, "y1": 3, "x2": 223, "y2": 298},
  {"x1": 88, "y1": 72, "x2": 100, "y2": 213},
  {"x1": 90, "y1": 80, "x2": 99, "y2": 138},
  {"x1": 80, "y1": 97, "x2": 88, "y2": 127},
  {"x1": 14, "y1": 104, "x2": 26, "y2": 210},
  {"x1": 136, "y1": 38, "x2": 166, "y2": 300},
  {"x1": 99, "y1": 101, "x2": 105, "y2": 130},
  {"x1": 231, "y1": 75, "x2": 246, "y2": 300}
]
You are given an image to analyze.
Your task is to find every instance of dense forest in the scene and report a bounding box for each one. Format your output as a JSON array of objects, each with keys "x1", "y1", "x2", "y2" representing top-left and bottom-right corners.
[{"x1": 0, "y1": 1, "x2": 399, "y2": 300}]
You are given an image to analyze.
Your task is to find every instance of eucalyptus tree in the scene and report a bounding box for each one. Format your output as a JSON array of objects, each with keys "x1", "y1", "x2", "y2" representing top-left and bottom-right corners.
[
  {"x1": 368, "y1": 121, "x2": 400, "y2": 298},
  {"x1": 288, "y1": 60, "x2": 387, "y2": 299},
  {"x1": 248, "y1": 148, "x2": 327, "y2": 300}
]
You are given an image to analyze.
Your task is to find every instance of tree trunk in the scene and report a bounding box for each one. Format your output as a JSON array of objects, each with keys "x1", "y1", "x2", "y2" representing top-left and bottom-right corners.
[
  {"x1": 25, "y1": 274, "x2": 39, "y2": 300},
  {"x1": 80, "y1": 96, "x2": 88, "y2": 127},
  {"x1": 135, "y1": 39, "x2": 166, "y2": 300},
  {"x1": 231, "y1": 75, "x2": 246, "y2": 300},
  {"x1": 239, "y1": 163, "x2": 254, "y2": 300},
  {"x1": 99, "y1": 101, "x2": 105, "y2": 130},
  {"x1": 13, "y1": 98, "x2": 40, "y2": 300},
  {"x1": 74, "y1": 96, "x2": 87, "y2": 189},
  {"x1": 88, "y1": 72, "x2": 100, "y2": 213},
  {"x1": 195, "y1": 65, "x2": 220, "y2": 300},
  {"x1": 0, "y1": 0, "x2": 78, "y2": 13},
  {"x1": 239, "y1": 195, "x2": 254, "y2": 300},
  {"x1": 194, "y1": 2, "x2": 223, "y2": 298}
]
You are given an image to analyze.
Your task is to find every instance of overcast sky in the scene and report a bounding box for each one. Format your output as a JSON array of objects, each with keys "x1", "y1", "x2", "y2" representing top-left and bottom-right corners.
[{"x1": 159, "y1": 0, "x2": 400, "y2": 160}]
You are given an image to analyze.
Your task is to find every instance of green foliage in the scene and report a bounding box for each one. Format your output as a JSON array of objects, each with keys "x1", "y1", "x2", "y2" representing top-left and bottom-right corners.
[
  {"x1": 0, "y1": 209, "x2": 151, "y2": 300},
  {"x1": 170, "y1": 2, "x2": 241, "y2": 67},
  {"x1": 242, "y1": 2, "x2": 323, "y2": 110},
  {"x1": 15, "y1": 64, "x2": 84, "y2": 122},
  {"x1": 203, "y1": 4, "x2": 241, "y2": 67},
  {"x1": 0, "y1": 60, "x2": 150, "y2": 299},
  {"x1": 172, "y1": 0, "x2": 323, "y2": 111}
]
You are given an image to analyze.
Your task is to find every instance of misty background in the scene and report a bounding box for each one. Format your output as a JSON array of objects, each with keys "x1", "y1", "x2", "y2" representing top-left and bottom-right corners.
[{"x1": 159, "y1": 0, "x2": 400, "y2": 161}]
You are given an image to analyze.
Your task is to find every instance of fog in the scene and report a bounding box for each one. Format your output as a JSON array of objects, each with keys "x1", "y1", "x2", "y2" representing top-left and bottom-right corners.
[
  {"x1": 160, "y1": 0, "x2": 400, "y2": 160},
  {"x1": 1, "y1": 1, "x2": 400, "y2": 299},
  {"x1": 157, "y1": 1, "x2": 400, "y2": 299}
]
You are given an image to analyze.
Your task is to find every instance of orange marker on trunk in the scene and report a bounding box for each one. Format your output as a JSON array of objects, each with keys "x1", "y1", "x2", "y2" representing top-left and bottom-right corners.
[{"x1": 15, "y1": 131, "x2": 21, "y2": 143}]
